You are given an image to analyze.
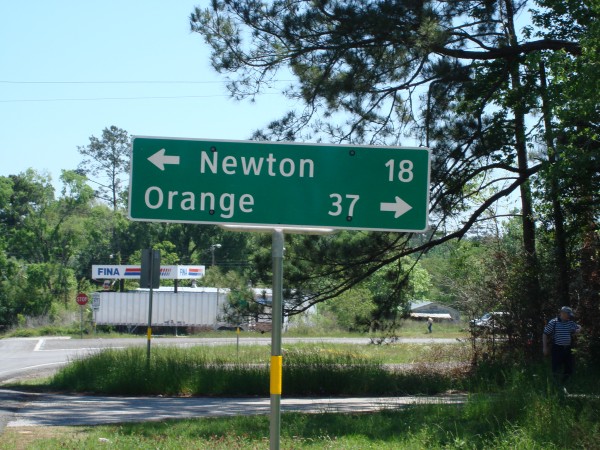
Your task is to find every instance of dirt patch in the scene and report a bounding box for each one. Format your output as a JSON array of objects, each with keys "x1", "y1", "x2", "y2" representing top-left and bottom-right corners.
[{"x1": 0, "y1": 426, "x2": 87, "y2": 449}]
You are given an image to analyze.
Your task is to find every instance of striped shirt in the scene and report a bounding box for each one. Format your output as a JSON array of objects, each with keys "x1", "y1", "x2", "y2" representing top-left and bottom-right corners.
[{"x1": 544, "y1": 318, "x2": 580, "y2": 346}]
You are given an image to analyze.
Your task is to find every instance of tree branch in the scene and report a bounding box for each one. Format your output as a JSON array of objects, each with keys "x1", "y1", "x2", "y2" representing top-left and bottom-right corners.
[{"x1": 434, "y1": 39, "x2": 581, "y2": 60}]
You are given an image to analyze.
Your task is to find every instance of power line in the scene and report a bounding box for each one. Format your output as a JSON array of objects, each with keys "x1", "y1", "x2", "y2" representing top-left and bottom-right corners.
[
  {"x1": 0, "y1": 79, "x2": 294, "y2": 103},
  {"x1": 0, "y1": 79, "x2": 293, "y2": 85},
  {"x1": 0, "y1": 93, "x2": 283, "y2": 103}
]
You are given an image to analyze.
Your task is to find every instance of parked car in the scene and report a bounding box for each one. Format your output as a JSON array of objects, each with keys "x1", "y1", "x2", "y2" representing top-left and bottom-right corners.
[{"x1": 470, "y1": 312, "x2": 510, "y2": 332}]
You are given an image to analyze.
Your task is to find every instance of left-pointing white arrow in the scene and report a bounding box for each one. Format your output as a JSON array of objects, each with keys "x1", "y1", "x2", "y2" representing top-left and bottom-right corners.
[
  {"x1": 147, "y1": 149, "x2": 180, "y2": 171},
  {"x1": 380, "y1": 196, "x2": 413, "y2": 218}
]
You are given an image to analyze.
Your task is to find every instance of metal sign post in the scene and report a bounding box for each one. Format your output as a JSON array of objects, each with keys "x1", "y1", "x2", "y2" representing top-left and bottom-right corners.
[
  {"x1": 141, "y1": 249, "x2": 161, "y2": 363},
  {"x1": 147, "y1": 283, "x2": 154, "y2": 363},
  {"x1": 76, "y1": 293, "x2": 89, "y2": 339},
  {"x1": 79, "y1": 306, "x2": 84, "y2": 339},
  {"x1": 270, "y1": 229, "x2": 284, "y2": 450},
  {"x1": 91, "y1": 293, "x2": 100, "y2": 336}
]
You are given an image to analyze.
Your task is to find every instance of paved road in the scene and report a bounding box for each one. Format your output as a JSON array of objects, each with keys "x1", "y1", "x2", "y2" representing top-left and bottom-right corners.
[
  {"x1": 0, "y1": 337, "x2": 77, "y2": 384},
  {"x1": 0, "y1": 336, "x2": 460, "y2": 383},
  {"x1": 0, "y1": 388, "x2": 467, "y2": 429}
]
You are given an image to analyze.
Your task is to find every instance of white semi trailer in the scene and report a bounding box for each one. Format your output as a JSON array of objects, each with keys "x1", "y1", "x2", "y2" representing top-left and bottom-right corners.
[{"x1": 93, "y1": 288, "x2": 229, "y2": 328}]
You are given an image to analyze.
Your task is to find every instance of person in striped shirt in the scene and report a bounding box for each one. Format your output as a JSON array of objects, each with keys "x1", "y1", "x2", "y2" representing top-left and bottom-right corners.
[{"x1": 543, "y1": 306, "x2": 581, "y2": 385}]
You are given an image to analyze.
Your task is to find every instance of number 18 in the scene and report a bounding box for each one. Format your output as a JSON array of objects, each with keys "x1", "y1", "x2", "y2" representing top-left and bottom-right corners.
[{"x1": 385, "y1": 159, "x2": 414, "y2": 182}]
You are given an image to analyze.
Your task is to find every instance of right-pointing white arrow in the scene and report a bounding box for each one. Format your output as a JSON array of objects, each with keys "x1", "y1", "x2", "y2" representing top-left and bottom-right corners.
[
  {"x1": 148, "y1": 149, "x2": 180, "y2": 171},
  {"x1": 380, "y1": 196, "x2": 413, "y2": 218}
]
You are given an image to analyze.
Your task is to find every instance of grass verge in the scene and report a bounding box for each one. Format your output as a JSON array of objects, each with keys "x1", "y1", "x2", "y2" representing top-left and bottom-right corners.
[
  {"x1": 47, "y1": 345, "x2": 464, "y2": 396},
  {"x1": 1, "y1": 319, "x2": 468, "y2": 340},
  {"x1": 2, "y1": 388, "x2": 599, "y2": 449},
  {"x1": 3, "y1": 344, "x2": 599, "y2": 448}
]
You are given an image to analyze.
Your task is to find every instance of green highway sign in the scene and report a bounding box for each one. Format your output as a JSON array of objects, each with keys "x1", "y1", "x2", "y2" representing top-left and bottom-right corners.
[{"x1": 128, "y1": 137, "x2": 430, "y2": 232}]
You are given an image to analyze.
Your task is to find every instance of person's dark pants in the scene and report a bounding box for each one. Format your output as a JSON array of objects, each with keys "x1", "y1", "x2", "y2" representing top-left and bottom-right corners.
[{"x1": 551, "y1": 344, "x2": 574, "y2": 383}]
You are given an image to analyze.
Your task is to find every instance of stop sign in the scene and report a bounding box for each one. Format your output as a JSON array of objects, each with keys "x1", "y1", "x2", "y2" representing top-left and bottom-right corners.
[{"x1": 76, "y1": 292, "x2": 89, "y2": 306}]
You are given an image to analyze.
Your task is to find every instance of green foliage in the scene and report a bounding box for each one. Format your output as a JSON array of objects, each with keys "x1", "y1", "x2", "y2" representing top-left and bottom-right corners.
[
  {"x1": 319, "y1": 287, "x2": 376, "y2": 331},
  {"x1": 0, "y1": 168, "x2": 97, "y2": 328},
  {"x1": 189, "y1": 0, "x2": 599, "y2": 362},
  {"x1": 0, "y1": 237, "x2": 18, "y2": 330},
  {"x1": 206, "y1": 268, "x2": 262, "y2": 326},
  {"x1": 531, "y1": 0, "x2": 600, "y2": 360},
  {"x1": 421, "y1": 239, "x2": 491, "y2": 307},
  {"x1": 129, "y1": 241, "x2": 180, "y2": 266}
]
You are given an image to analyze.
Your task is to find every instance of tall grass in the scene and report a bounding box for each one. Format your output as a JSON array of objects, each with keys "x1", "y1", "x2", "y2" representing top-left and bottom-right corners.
[
  {"x1": 51, "y1": 346, "x2": 262, "y2": 396},
  {"x1": 49, "y1": 345, "x2": 460, "y2": 396}
]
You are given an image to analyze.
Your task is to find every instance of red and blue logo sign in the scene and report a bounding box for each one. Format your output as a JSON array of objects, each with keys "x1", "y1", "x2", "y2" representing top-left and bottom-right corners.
[{"x1": 124, "y1": 267, "x2": 141, "y2": 277}]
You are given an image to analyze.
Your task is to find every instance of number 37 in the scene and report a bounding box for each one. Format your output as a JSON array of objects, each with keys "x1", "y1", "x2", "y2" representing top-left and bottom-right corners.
[{"x1": 328, "y1": 194, "x2": 359, "y2": 217}]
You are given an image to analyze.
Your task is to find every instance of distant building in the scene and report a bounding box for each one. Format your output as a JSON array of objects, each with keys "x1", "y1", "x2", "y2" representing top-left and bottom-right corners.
[{"x1": 408, "y1": 301, "x2": 461, "y2": 322}]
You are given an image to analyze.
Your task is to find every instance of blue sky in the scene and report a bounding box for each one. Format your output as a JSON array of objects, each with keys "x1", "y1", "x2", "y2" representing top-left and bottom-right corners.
[{"x1": 0, "y1": 1, "x2": 297, "y2": 190}]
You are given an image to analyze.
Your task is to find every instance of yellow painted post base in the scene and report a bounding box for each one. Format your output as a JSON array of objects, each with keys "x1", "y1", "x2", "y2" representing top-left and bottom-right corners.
[{"x1": 270, "y1": 355, "x2": 282, "y2": 395}]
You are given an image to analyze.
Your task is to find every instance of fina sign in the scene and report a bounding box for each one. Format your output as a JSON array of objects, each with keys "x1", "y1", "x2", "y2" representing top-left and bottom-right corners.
[{"x1": 92, "y1": 265, "x2": 205, "y2": 280}]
